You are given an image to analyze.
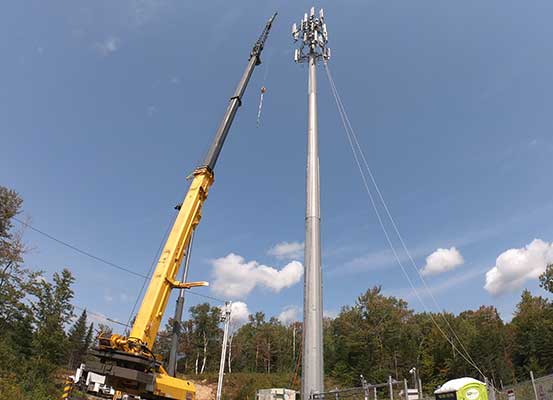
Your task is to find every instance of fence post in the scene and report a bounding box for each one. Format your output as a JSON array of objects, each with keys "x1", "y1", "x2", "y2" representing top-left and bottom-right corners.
[
  {"x1": 530, "y1": 371, "x2": 539, "y2": 400},
  {"x1": 389, "y1": 376, "x2": 394, "y2": 400},
  {"x1": 374, "y1": 387, "x2": 378, "y2": 400},
  {"x1": 404, "y1": 379, "x2": 409, "y2": 400},
  {"x1": 418, "y1": 378, "x2": 423, "y2": 400},
  {"x1": 361, "y1": 375, "x2": 369, "y2": 400}
]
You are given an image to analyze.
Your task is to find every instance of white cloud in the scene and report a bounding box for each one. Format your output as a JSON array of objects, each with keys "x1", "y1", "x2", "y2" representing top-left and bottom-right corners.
[
  {"x1": 218, "y1": 301, "x2": 250, "y2": 332},
  {"x1": 278, "y1": 306, "x2": 300, "y2": 325},
  {"x1": 485, "y1": 239, "x2": 553, "y2": 295},
  {"x1": 95, "y1": 37, "x2": 120, "y2": 56},
  {"x1": 211, "y1": 253, "x2": 303, "y2": 299},
  {"x1": 420, "y1": 247, "x2": 464, "y2": 276},
  {"x1": 229, "y1": 301, "x2": 250, "y2": 326},
  {"x1": 268, "y1": 241, "x2": 304, "y2": 260}
]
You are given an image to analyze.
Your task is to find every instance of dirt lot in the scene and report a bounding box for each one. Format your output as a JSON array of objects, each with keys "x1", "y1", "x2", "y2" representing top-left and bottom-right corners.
[{"x1": 194, "y1": 380, "x2": 216, "y2": 400}]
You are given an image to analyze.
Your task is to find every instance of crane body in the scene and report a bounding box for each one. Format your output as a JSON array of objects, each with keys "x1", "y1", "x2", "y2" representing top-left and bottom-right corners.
[{"x1": 87, "y1": 13, "x2": 277, "y2": 400}]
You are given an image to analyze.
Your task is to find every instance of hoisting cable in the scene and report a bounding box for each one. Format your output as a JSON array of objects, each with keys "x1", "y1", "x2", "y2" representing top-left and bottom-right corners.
[
  {"x1": 256, "y1": 53, "x2": 272, "y2": 128},
  {"x1": 323, "y1": 62, "x2": 486, "y2": 380},
  {"x1": 257, "y1": 87, "x2": 267, "y2": 128}
]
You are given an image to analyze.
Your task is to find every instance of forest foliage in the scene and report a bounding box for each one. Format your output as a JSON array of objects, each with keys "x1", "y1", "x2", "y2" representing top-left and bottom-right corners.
[
  {"x1": 155, "y1": 287, "x2": 553, "y2": 393},
  {"x1": 0, "y1": 187, "x2": 94, "y2": 399},
  {"x1": 1, "y1": 184, "x2": 553, "y2": 399}
]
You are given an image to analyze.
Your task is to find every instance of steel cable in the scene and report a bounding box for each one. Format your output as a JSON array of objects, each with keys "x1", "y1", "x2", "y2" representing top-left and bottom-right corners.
[{"x1": 323, "y1": 62, "x2": 486, "y2": 379}]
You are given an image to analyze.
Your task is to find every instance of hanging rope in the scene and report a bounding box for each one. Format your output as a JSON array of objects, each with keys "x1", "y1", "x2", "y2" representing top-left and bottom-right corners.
[
  {"x1": 257, "y1": 86, "x2": 266, "y2": 128},
  {"x1": 323, "y1": 62, "x2": 486, "y2": 380},
  {"x1": 256, "y1": 53, "x2": 272, "y2": 128}
]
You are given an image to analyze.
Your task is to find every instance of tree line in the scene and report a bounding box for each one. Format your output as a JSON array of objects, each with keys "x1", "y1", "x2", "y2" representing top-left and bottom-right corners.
[
  {"x1": 2, "y1": 184, "x2": 553, "y2": 399},
  {"x1": 154, "y1": 284, "x2": 553, "y2": 392},
  {"x1": 0, "y1": 187, "x2": 98, "y2": 399}
]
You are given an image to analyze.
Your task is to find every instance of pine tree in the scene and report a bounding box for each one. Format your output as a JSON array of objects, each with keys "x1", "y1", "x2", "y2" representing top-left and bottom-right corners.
[
  {"x1": 32, "y1": 269, "x2": 75, "y2": 367},
  {"x1": 67, "y1": 309, "x2": 88, "y2": 368},
  {"x1": 84, "y1": 323, "x2": 94, "y2": 352}
]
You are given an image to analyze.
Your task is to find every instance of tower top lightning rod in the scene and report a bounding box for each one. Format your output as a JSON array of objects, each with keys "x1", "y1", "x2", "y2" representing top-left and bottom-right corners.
[{"x1": 292, "y1": 7, "x2": 330, "y2": 400}]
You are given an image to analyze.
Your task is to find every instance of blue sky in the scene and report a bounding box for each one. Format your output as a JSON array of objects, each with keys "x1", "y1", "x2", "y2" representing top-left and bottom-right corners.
[{"x1": 2, "y1": 0, "x2": 553, "y2": 332}]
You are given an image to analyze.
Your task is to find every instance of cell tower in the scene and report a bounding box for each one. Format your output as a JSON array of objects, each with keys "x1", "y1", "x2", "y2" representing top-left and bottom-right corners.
[{"x1": 292, "y1": 7, "x2": 330, "y2": 400}]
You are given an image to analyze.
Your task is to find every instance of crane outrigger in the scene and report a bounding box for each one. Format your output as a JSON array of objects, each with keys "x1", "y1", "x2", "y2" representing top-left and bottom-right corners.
[{"x1": 87, "y1": 12, "x2": 277, "y2": 400}]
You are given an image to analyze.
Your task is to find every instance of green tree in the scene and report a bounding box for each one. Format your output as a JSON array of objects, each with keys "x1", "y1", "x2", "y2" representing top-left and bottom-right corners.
[
  {"x1": 0, "y1": 187, "x2": 39, "y2": 338},
  {"x1": 0, "y1": 187, "x2": 85, "y2": 398},
  {"x1": 327, "y1": 286, "x2": 419, "y2": 386},
  {"x1": 0, "y1": 186, "x2": 24, "y2": 267},
  {"x1": 32, "y1": 269, "x2": 75, "y2": 366},
  {"x1": 509, "y1": 290, "x2": 553, "y2": 379},
  {"x1": 154, "y1": 319, "x2": 173, "y2": 363},
  {"x1": 67, "y1": 309, "x2": 89, "y2": 368},
  {"x1": 189, "y1": 303, "x2": 222, "y2": 374},
  {"x1": 84, "y1": 323, "x2": 94, "y2": 352},
  {"x1": 539, "y1": 264, "x2": 553, "y2": 294},
  {"x1": 458, "y1": 306, "x2": 512, "y2": 384}
]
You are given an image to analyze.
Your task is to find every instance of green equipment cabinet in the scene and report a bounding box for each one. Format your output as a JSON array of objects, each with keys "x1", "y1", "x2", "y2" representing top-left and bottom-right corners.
[{"x1": 435, "y1": 378, "x2": 488, "y2": 400}]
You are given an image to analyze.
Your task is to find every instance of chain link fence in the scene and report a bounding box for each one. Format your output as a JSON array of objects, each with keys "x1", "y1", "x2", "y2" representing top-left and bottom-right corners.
[
  {"x1": 310, "y1": 377, "x2": 425, "y2": 400},
  {"x1": 498, "y1": 373, "x2": 553, "y2": 400},
  {"x1": 308, "y1": 374, "x2": 553, "y2": 400}
]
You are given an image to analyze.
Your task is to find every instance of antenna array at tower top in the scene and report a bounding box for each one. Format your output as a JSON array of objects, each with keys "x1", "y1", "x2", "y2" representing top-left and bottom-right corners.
[{"x1": 292, "y1": 7, "x2": 330, "y2": 63}]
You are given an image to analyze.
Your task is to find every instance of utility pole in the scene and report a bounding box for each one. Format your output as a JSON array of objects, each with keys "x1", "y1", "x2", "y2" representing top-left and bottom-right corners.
[
  {"x1": 292, "y1": 8, "x2": 330, "y2": 400},
  {"x1": 167, "y1": 232, "x2": 194, "y2": 377},
  {"x1": 216, "y1": 302, "x2": 232, "y2": 400}
]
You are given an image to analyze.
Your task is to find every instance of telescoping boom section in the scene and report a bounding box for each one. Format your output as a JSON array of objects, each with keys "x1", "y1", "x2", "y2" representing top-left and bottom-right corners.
[{"x1": 87, "y1": 13, "x2": 277, "y2": 400}]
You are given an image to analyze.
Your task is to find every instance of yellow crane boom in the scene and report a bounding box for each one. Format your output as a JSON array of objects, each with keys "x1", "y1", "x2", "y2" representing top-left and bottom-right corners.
[
  {"x1": 87, "y1": 13, "x2": 277, "y2": 400},
  {"x1": 128, "y1": 166, "x2": 212, "y2": 350}
]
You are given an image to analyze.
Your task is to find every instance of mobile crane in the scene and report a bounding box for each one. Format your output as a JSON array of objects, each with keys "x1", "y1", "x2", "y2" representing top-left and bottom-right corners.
[{"x1": 87, "y1": 13, "x2": 277, "y2": 400}]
